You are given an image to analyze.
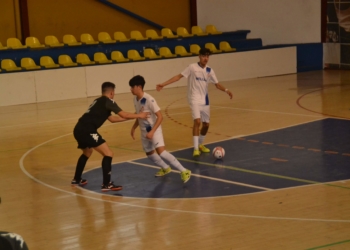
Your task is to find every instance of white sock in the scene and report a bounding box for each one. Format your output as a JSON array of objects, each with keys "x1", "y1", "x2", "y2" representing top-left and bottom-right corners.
[
  {"x1": 199, "y1": 135, "x2": 206, "y2": 145},
  {"x1": 147, "y1": 153, "x2": 169, "y2": 169},
  {"x1": 160, "y1": 150, "x2": 187, "y2": 172},
  {"x1": 193, "y1": 136, "x2": 199, "y2": 150}
]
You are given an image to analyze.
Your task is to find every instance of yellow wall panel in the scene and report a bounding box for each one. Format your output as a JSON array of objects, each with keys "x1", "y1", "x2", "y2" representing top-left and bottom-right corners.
[
  {"x1": 24, "y1": 0, "x2": 190, "y2": 43},
  {"x1": 0, "y1": 0, "x2": 18, "y2": 45}
]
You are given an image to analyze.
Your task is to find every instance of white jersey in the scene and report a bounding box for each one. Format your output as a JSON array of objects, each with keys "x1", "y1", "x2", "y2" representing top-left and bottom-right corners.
[
  {"x1": 133, "y1": 92, "x2": 162, "y2": 133},
  {"x1": 181, "y1": 62, "x2": 218, "y2": 105}
]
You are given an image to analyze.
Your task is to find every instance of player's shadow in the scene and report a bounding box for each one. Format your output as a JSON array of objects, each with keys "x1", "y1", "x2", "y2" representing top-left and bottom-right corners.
[{"x1": 150, "y1": 176, "x2": 170, "y2": 198}]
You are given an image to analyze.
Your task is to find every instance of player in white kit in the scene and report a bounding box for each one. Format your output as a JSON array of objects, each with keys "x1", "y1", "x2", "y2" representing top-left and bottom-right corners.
[
  {"x1": 129, "y1": 75, "x2": 191, "y2": 183},
  {"x1": 157, "y1": 48, "x2": 233, "y2": 157}
]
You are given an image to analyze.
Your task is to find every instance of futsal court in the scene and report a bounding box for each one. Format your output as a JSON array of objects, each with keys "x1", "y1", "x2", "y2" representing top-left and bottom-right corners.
[
  {"x1": 82, "y1": 118, "x2": 350, "y2": 199},
  {"x1": 1, "y1": 70, "x2": 350, "y2": 249}
]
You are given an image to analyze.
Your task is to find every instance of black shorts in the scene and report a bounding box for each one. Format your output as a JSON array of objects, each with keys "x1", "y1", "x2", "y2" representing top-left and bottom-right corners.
[{"x1": 73, "y1": 126, "x2": 106, "y2": 149}]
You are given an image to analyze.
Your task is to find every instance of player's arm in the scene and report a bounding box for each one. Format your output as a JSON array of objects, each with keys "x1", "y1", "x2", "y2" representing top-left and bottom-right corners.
[
  {"x1": 146, "y1": 110, "x2": 163, "y2": 140},
  {"x1": 117, "y1": 110, "x2": 149, "y2": 119},
  {"x1": 215, "y1": 83, "x2": 233, "y2": 99},
  {"x1": 130, "y1": 119, "x2": 139, "y2": 140},
  {"x1": 156, "y1": 74, "x2": 183, "y2": 91},
  {"x1": 108, "y1": 115, "x2": 127, "y2": 123},
  {"x1": 106, "y1": 99, "x2": 149, "y2": 120}
]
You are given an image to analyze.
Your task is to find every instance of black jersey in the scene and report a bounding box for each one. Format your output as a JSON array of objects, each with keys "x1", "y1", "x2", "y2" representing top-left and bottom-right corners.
[
  {"x1": 0, "y1": 231, "x2": 29, "y2": 250},
  {"x1": 76, "y1": 96, "x2": 122, "y2": 131}
]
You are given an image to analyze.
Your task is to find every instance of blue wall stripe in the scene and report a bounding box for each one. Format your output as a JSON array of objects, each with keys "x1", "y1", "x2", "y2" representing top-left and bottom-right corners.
[{"x1": 98, "y1": 0, "x2": 164, "y2": 31}]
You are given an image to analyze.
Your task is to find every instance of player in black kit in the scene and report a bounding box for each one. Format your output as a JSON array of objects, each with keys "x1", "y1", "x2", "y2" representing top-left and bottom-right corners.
[{"x1": 72, "y1": 81, "x2": 149, "y2": 191}]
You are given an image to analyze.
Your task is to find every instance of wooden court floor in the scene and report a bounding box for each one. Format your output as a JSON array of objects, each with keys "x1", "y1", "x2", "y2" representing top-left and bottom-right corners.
[{"x1": 0, "y1": 70, "x2": 350, "y2": 249}]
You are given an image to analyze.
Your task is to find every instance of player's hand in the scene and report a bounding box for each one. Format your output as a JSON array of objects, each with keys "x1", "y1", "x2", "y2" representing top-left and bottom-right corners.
[
  {"x1": 139, "y1": 112, "x2": 150, "y2": 119},
  {"x1": 146, "y1": 131, "x2": 154, "y2": 139},
  {"x1": 131, "y1": 127, "x2": 136, "y2": 140},
  {"x1": 227, "y1": 90, "x2": 233, "y2": 99},
  {"x1": 156, "y1": 84, "x2": 164, "y2": 91}
]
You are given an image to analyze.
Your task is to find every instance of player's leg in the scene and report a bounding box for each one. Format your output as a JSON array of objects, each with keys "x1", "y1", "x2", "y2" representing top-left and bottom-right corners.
[
  {"x1": 143, "y1": 131, "x2": 171, "y2": 177},
  {"x1": 148, "y1": 148, "x2": 172, "y2": 177},
  {"x1": 141, "y1": 130, "x2": 170, "y2": 176},
  {"x1": 72, "y1": 127, "x2": 93, "y2": 186},
  {"x1": 94, "y1": 141, "x2": 122, "y2": 192},
  {"x1": 191, "y1": 103, "x2": 201, "y2": 156},
  {"x1": 156, "y1": 145, "x2": 191, "y2": 183},
  {"x1": 199, "y1": 105, "x2": 211, "y2": 153},
  {"x1": 156, "y1": 146, "x2": 185, "y2": 172},
  {"x1": 72, "y1": 147, "x2": 92, "y2": 186},
  {"x1": 153, "y1": 130, "x2": 191, "y2": 183}
]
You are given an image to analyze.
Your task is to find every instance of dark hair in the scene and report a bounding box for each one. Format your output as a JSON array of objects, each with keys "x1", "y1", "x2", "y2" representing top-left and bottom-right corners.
[
  {"x1": 101, "y1": 82, "x2": 115, "y2": 93},
  {"x1": 129, "y1": 75, "x2": 145, "y2": 89},
  {"x1": 199, "y1": 48, "x2": 211, "y2": 55}
]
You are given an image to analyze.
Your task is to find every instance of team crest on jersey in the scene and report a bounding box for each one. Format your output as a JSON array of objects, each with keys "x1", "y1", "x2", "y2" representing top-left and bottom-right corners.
[{"x1": 90, "y1": 133, "x2": 99, "y2": 142}]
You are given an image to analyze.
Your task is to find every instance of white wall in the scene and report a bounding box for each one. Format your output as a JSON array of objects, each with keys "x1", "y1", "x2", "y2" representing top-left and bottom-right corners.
[
  {"x1": 0, "y1": 47, "x2": 296, "y2": 106},
  {"x1": 197, "y1": 0, "x2": 321, "y2": 46}
]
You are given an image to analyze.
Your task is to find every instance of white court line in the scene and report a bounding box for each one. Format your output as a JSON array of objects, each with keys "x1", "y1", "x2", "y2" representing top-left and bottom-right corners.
[
  {"x1": 0, "y1": 117, "x2": 135, "y2": 129},
  {"x1": 211, "y1": 105, "x2": 325, "y2": 118},
  {"x1": 18, "y1": 118, "x2": 350, "y2": 222},
  {"x1": 130, "y1": 161, "x2": 271, "y2": 191},
  {"x1": 0, "y1": 103, "x2": 324, "y2": 129}
]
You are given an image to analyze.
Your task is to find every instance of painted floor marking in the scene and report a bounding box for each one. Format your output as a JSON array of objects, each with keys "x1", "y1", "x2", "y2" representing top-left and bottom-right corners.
[
  {"x1": 270, "y1": 158, "x2": 288, "y2": 162},
  {"x1": 165, "y1": 100, "x2": 350, "y2": 156},
  {"x1": 177, "y1": 157, "x2": 350, "y2": 190},
  {"x1": 210, "y1": 105, "x2": 325, "y2": 118},
  {"x1": 130, "y1": 161, "x2": 271, "y2": 191},
  {"x1": 306, "y1": 239, "x2": 350, "y2": 250},
  {"x1": 18, "y1": 128, "x2": 350, "y2": 223}
]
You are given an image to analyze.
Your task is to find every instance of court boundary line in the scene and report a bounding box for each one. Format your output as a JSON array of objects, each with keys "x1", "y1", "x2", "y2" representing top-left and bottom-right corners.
[
  {"x1": 86, "y1": 141, "x2": 350, "y2": 200},
  {"x1": 18, "y1": 119, "x2": 350, "y2": 223},
  {"x1": 296, "y1": 85, "x2": 350, "y2": 120},
  {"x1": 210, "y1": 105, "x2": 325, "y2": 118},
  {"x1": 129, "y1": 161, "x2": 272, "y2": 191},
  {"x1": 0, "y1": 101, "x2": 327, "y2": 130},
  {"x1": 18, "y1": 141, "x2": 350, "y2": 223}
]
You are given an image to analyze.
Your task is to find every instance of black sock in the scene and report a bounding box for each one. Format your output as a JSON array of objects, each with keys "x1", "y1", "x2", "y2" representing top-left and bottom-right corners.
[
  {"x1": 102, "y1": 156, "x2": 112, "y2": 186},
  {"x1": 73, "y1": 154, "x2": 89, "y2": 181}
]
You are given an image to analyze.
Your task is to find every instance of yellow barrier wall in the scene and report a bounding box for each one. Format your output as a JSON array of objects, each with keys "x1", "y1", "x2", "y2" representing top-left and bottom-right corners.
[
  {"x1": 0, "y1": 0, "x2": 190, "y2": 44},
  {"x1": 0, "y1": 0, "x2": 18, "y2": 45}
]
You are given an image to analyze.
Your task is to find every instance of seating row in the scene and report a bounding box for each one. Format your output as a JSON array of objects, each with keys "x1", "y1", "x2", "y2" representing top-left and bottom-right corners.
[
  {"x1": 0, "y1": 42, "x2": 236, "y2": 72},
  {"x1": 0, "y1": 25, "x2": 222, "y2": 49}
]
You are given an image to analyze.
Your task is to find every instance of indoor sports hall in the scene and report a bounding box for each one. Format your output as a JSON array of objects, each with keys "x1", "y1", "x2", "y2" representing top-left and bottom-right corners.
[{"x1": 1, "y1": 1, "x2": 349, "y2": 249}]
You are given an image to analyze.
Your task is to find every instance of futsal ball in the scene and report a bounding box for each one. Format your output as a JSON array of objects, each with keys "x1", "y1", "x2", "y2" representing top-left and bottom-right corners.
[{"x1": 213, "y1": 146, "x2": 225, "y2": 159}]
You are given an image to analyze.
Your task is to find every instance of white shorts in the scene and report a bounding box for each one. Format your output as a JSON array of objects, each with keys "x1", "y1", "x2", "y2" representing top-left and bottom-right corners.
[
  {"x1": 141, "y1": 128, "x2": 165, "y2": 153},
  {"x1": 190, "y1": 103, "x2": 210, "y2": 123}
]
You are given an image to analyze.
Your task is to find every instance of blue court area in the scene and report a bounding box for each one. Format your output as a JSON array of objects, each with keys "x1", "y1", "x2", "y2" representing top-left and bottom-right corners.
[{"x1": 82, "y1": 118, "x2": 350, "y2": 198}]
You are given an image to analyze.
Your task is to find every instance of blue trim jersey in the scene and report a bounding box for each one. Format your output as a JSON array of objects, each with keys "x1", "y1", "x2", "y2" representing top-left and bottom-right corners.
[
  {"x1": 133, "y1": 92, "x2": 162, "y2": 133},
  {"x1": 181, "y1": 62, "x2": 219, "y2": 105}
]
